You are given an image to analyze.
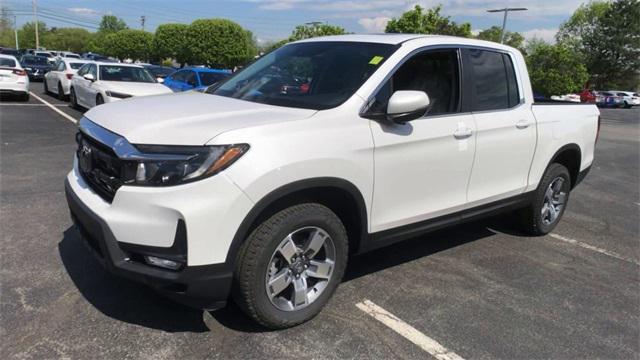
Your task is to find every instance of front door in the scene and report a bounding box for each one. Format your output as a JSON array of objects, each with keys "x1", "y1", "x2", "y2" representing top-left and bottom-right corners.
[{"x1": 369, "y1": 48, "x2": 477, "y2": 232}]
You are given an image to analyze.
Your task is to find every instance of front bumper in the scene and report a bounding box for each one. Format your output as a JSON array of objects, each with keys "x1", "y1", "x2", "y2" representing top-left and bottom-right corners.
[{"x1": 65, "y1": 179, "x2": 233, "y2": 310}]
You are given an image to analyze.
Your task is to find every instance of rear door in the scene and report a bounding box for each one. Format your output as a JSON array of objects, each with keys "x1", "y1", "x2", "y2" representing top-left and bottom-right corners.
[{"x1": 462, "y1": 48, "x2": 536, "y2": 203}]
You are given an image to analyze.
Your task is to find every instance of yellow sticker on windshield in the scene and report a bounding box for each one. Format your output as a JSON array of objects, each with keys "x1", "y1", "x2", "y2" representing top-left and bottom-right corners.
[{"x1": 369, "y1": 56, "x2": 384, "y2": 65}]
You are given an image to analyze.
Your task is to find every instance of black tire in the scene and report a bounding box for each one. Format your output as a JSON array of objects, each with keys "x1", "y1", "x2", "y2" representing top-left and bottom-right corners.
[
  {"x1": 520, "y1": 163, "x2": 571, "y2": 235},
  {"x1": 96, "y1": 94, "x2": 104, "y2": 106},
  {"x1": 624, "y1": 101, "x2": 631, "y2": 109},
  {"x1": 21, "y1": 93, "x2": 30, "y2": 102},
  {"x1": 58, "y1": 83, "x2": 66, "y2": 101},
  {"x1": 233, "y1": 203, "x2": 348, "y2": 329},
  {"x1": 70, "y1": 88, "x2": 79, "y2": 109},
  {"x1": 43, "y1": 79, "x2": 49, "y2": 94}
]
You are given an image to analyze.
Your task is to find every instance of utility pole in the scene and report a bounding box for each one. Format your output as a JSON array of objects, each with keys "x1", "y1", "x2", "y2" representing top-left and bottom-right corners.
[
  {"x1": 14, "y1": 15, "x2": 19, "y2": 49},
  {"x1": 140, "y1": 15, "x2": 146, "y2": 31},
  {"x1": 32, "y1": 0, "x2": 39, "y2": 49},
  {"x1": 486, "y1": 7, "x2": 527, "y2": 43}
]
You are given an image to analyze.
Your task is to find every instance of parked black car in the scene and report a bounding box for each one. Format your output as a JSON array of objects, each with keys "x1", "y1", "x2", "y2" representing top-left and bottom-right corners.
[
  {"x1": 0, "y1": 47, "x2": 21, "y2": 57},
  {"x1": 19, "y1": 55, "x2": 52, "y2": 81}
]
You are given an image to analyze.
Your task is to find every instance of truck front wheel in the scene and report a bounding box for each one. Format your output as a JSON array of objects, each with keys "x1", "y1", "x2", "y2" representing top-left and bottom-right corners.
[
  {"x1": 233, "y1": 203, "x2": 348, "y2": 329},
  {"x1": 520, "y1": 163, "x2": 572, "y2": 235}
]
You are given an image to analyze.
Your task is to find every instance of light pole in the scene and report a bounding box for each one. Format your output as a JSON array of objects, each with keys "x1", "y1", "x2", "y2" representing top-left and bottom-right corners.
[
  {"x1": 14, "y1": 15, "x2": 19, "y2": 49},
  {"x1": 486, "y1": 7, "x2": 527, "y2": 43},
  {"x1": 32, "y1": 0, "x2": 39, "y2": 49}
]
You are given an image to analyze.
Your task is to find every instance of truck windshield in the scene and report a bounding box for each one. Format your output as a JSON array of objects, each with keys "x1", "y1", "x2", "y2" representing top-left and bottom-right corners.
[{"x1": 209, "y1": 41, "x2": 396, "y2": 110}]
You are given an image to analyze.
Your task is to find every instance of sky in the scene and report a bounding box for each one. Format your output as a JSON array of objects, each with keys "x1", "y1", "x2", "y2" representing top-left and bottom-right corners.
[{"x1": 5, "y1": 0, "x2": 588, "y2": 44}]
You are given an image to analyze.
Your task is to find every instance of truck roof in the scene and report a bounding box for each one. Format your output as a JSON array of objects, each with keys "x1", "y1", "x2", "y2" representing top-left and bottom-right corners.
[{"x1": 294, "y1": 34, "x2": 518, "y2": 52}]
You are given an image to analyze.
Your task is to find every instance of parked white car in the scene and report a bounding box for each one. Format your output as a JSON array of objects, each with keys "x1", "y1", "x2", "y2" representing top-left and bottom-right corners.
[
  {"x1": 59, "y1": 51, "x2": 81, "y2": 59},
  {"x1": 610, "y1": 91, "x2": 640, "y2": 108},
  {"x1": 44, "y1": 58, "x2": 92, "y2": 100},
  {"x1": 65, "y1": 35, "x2": 600, "y2": 329},
  {"x1": 0, "y1": 54, "x2": 29, "y2": 101},
  {"x1": 69, "y1": 62, "x2": 172, "y2": 109}
]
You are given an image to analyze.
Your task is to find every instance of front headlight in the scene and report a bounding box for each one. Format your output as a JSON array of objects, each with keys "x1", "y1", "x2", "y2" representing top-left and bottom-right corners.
[
  {"x1": 105, "y1": 91, "x2": 132, "y2": 99},
  {"x1": 121, "y1": 144, "x2": 249, "y2": 186}
]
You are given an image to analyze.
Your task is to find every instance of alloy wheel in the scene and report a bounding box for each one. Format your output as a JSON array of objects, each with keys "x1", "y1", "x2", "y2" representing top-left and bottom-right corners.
[
  {"x1": 265, "y1": 226, "x2": 336, "y2": 311},
  {"x1": 541, "y1": 177, "x2": 567, "y2": 225}
]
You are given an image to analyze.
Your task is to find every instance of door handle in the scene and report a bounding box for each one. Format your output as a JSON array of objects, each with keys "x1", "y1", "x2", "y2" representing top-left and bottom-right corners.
[
  {"x1": 516, "y1": 120, "x2": 531, "y2": 129},
  {"x1": 453, "y1": 128, "x2": 473, "y2": 140}
]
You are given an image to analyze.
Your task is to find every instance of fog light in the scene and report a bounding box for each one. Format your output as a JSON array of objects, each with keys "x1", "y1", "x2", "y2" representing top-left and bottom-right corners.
[{"x1": 144, "y1": 255, "x2": 183, "y2": 270}]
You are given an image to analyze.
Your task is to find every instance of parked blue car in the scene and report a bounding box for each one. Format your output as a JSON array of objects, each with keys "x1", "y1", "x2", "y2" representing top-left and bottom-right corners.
[{"x1": 163, "y1": 67, "x2": 231, "y2": 92}]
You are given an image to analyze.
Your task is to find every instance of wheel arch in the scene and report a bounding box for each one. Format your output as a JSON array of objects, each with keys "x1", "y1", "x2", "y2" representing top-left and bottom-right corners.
[
  {"x1": 549, "y1": 143, "x2": 581, "y2": 188},
  {"x1": 225, "y1": 177, "x2": 369, "y2": 267}
]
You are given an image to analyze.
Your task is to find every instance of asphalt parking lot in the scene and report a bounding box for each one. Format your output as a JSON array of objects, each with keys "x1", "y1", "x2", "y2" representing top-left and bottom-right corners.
[{"x1": 1, "y1": 82, "x2": 639, "y2": 359}]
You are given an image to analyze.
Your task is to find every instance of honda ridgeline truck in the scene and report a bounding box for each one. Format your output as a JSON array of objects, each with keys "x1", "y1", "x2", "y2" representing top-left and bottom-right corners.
[{"x1": 65, "y1": 35, "x2": 600, "y2": 329}]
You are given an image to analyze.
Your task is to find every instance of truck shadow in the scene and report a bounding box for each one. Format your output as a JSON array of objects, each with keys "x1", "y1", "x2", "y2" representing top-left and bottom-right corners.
[{"x1": 59, "y1": 214, "x2": 522, "y2": 333}]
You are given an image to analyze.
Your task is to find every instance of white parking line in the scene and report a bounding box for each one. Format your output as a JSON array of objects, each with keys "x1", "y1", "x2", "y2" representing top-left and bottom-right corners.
[
  {"x1": 549, "y1": 233, "x2": 640, "y2": 266},
  {"x1": 356, "y1": 300, "x2": 465, "y2": 360},
  {"x1": 29, "y1": 91, "x2": 78, "y2": 124},
  {"x1": 0, "y1": 103, "x2": 67, "y2": 107}
]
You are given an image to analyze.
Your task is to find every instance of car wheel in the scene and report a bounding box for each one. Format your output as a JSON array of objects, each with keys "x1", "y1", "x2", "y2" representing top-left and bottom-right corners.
[
  {"x1": 57, "y1": 83, "x2": 66, "y2": 101},
  {"x1": 96, "y1": 94, "x2": 104, "y2": 106},
  {"x1": 520, "y1": 163, "x2": 571, "y2": 236},
  {"x1": 233, "y1": 203, "x2": 348, "y2": 329},
  {"x1": 43, "y1": 79, "x2": 49, "y2": 94},
  {"x1": 21, "y1": 93, "x2": 30, "y2": 102},
  {"x1": 624, "y1": 101, "x2": 631, "y2": 109},
  {"x1": 69, "y1": 88, "x2": 79, "y2": 109}
]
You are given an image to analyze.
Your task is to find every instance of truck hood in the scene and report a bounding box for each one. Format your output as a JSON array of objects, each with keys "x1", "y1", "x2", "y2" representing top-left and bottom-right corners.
[{"x1": 84, "y1": 91, "x2": 317, "y2": 145}]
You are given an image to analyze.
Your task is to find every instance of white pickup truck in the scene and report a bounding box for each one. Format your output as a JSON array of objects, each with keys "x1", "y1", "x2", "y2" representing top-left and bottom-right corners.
[{"x1": 65, "y1": 34, "x2": 600, "y2": 329}]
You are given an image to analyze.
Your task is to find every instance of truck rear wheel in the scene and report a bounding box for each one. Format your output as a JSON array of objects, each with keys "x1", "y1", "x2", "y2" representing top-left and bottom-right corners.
[
  {"x1": 520, "y1": 163, "x2": 571, "y2": 235},
  {"x1": 233, "y1": 203, "x2": 348, "y2": 329}
]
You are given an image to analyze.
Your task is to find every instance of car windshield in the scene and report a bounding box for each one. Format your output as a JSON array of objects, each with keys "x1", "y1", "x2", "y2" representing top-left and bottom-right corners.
[
  {"x1": 0, "y1": 58, "x2": 16, "y2": 67},
  {"x1": 199, "y1": 72, "x2": 230, "y2": 86},
  {"x1": 147, "y1": 66, "x2": 174, "y2": 77},
  {"x1": 22, "y1": 56, "x2": 49, "y2": 65},
  {"x1": 99, "y1": 65, "x2": 156, "y2": 83},
  {"x1": 66, "y1": 54, "x2": 80, "y2": 58},
  {"x1": 69, "y1": 62, "x2": 86, "y2": 70},
  {"x1": 209, "y1": 41, "x2": 396, "y2": 110}
]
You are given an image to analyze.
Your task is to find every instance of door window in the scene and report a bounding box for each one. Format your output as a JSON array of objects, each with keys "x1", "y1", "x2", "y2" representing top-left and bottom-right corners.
[
  {"x1": 88, "y1": 64, "x2": 97, "y2": 79},
  {"x1": 368, "y1": 49, "x2": 461, "y2": 117},
  {"x1": 463, "y1": 49, "x2": 520, "y2": 111},
  {"x1": 185, "y1": 71, "x2": 198, "y2": 86},
  {"x1": 172, "y1": 70, "x2": 187, "y2": 82},
  {"x1": 76, "y1": 64, "x2": 89, "y2": 76},
  {"x1": 56, "y1": 61, "x2": 66, "y2": 72}
]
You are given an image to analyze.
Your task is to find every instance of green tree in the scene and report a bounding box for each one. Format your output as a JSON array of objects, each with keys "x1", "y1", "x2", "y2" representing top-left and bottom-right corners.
[
  {"x1": 288, "y1": 23, "x2": 346, "y2": 41},
  {"x1": 385, "y1": 5, "x2": 471, "y2": 37},
  {"x1": 186, "y1": 19, "x2": 257, "y2": 68},
  {"x1": 99, "y1": 15, "x2": 128, "y2": 33},
  {"x1": 526, "y1": 40, "x2": 589, "y2": 97},
  {"x1": 154, "y1": 23, "x2": 190, "y2": 66},
  {"x1": 557, "y1": 0, "x2": 640, "y2": 89},
  {"x1": 103, "y1": 29, "x2": 154, "y2": 61},
  {"x1": 476, "y1": 26, "x2": 525, "y2": 50},
  {"x1": 584, "y1": 0, "x2": 640, "y2": 88},
  {"x1": 0, "y1": 6, "x2": 15, "y2": 47},
  {"x1": 42, "y1": 28, "x2": 92, "y2": 53},
  {"x1": 17, "y1": 21, "x2": 47, "y2": 49}
]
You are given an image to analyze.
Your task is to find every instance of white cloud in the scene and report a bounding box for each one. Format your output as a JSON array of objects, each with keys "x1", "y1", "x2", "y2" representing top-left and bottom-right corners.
[
  {"x1": 522, "y1": 28, "x2": 558, "y2": 43},
  {"x1": 358, "y1": 17, "x2": 391, "y2": 33},
  {"x1": 67, "y1": 7, "x2": 99, "y2": 16}
]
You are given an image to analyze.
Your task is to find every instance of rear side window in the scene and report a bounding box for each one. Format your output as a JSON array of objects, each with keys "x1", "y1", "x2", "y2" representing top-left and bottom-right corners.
[
  {"x1": 0, "y1": 58, "x2": 16, "y2": 67},
  {"x1": 464, "y1": 49, "x2": 520, "y2": 111}
]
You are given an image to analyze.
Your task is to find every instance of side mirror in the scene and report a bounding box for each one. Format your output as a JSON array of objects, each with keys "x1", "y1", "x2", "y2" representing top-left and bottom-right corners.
[
  {"x1": 83, "y1": 73, "x2": 95, "y2": 82},
  {"x1": 156, "y1": 77, "x2": 164, "y2": 83},
  {"x1": 386, "y1": 90, "x2": 430, "y2": 124}
]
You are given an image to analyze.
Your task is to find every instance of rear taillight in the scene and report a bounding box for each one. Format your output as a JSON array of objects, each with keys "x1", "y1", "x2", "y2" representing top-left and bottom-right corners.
[
  {"x1": 13, "y1": 69, "x2": 26, "y2": 76},
  {"x1": 596, "y1": 115, "x2": 601, "y2": 144},
  {"x1": 66, "y1": 73, "x2": 73, "y2": 80}
]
